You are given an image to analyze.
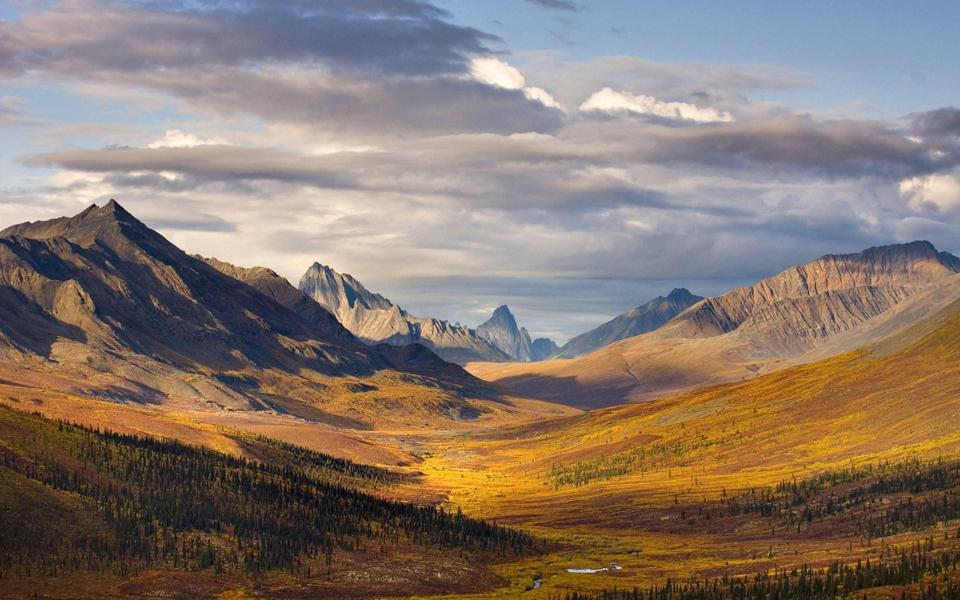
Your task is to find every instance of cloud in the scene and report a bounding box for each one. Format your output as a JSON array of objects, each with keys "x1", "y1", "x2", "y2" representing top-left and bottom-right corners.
[
  {"x1": 148, "y1": 129, "x2": 225, "y2": 149},
  {"x1": 638, "y1": 114, "x2": 956, "y2": 177},
  {"x1": 580, "y1": 87, "x2": 734, "y2": 123},
  {"x1": 25, "y1": 145, "x2": 360, "y2": 190},
  {"x1": 4, "y1": 2, "x2": 960, "y2": 340},
  {"x1": 0, "y1": 96, "x2": 34, "y2": 126},
  {"x1": 470, "y1": 57, "x2": 527, "y2": 89},
  {"x1": 899, "y1": 170, "x2": 960, "y2": 214},
  {"x1": 469, "y1": 57, "x2": 564, "y2": 111},
  {"x1": 0, "y1": 0, "x2": 496, "y2": 77},
  {"x1": 0, "y1": 0, "x2": 569, "y2": 137}
]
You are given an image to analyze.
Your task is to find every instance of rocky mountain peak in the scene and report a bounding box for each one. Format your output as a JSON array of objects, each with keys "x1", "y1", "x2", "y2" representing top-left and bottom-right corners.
[
  {"x1": 477, "y1": 305, "x2": 554, "y2": 362},
  {"x1": 300, "y1": 263, "x2": 393, "y2": 314},
  {"x1": 0, "y1": 200, "x2": 171, "y2": 260},
  {"x1": 488, "y1": 305, "x2": 519, "y2": 331}
]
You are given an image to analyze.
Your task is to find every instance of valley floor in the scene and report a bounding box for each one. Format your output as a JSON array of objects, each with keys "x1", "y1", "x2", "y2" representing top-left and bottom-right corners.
[{"x1": 4, "y1": 297, "x2": 960, "y2": 598}]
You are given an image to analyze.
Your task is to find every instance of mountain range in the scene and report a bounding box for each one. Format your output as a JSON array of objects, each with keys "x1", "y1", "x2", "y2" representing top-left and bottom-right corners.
[
  {"x1": 4, "y1": 201, "x2": 960, "y2": 600},
  {"x1": 299, "y1": 263, "x2": 557, "y2": 363},
  {"x1": 0, "y1": 201, "x2": 568, "y2": 429},
  {"x1": 468, "y1": 240, "x2": 960, "y2": 408}
]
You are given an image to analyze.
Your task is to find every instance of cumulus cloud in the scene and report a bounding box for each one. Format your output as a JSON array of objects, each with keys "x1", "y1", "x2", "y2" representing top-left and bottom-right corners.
[
  {"x1": 469, "y1": 57, "x2": 564, "y2": 111},
  {"x1": 580, "y1": 87, "x2": 734, "y2": 123},
  {"x1": 900, "y1": 171, "x2": 960, "y2": 213}
]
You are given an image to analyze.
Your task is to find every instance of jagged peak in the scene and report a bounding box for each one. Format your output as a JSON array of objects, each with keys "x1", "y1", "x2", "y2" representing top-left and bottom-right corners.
[
  {"x1": 79, "y1": 199, "x2": 140, "y2": 226},
  {"x1": 482, "y1": 304, "x2": 519, "y2": 331},
  {"x1": 299, "y1": 260, "x2": 394, "y2": 312},
  {"x1": 0, "y1": 198, "x2": 176, "y2": 259}
]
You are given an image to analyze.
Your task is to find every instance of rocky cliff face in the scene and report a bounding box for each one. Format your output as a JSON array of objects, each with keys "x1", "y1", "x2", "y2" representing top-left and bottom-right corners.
[
  {"x1": 299, "y1": 263, "x2": 509, "y2": 363},
  {"x1": 668, "y1": 241, "x2": 960, "y2": 351},
  {"x1": 555, "y1": 288, "x2": 703, "y2": 358},
  {"x1": 476, "y1": 305, "x2": 556, "y2": 362}
]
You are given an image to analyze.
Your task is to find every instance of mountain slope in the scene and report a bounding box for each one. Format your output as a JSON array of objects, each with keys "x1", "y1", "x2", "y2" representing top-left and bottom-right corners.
[
  {"x1": 668, "y1": 241, "x2": 958, "y2": 348},
  {"x1": 0, "y1": 200, "x2": 378, "y2": 376},
  {"x1": 530, "y1": 336, "x2": 560, "y2": 361},
  {"x1": 554, "y1": 288, "x2": 703, "y2": 359},
  {"x1": 468, "y1": 242, "x2": 960, "y2": 408},
  {"x1": 491, "y1": 288, "x2": 960, "y2": 480},
  {"x1": 299, "y1": 263, "x2": 510, "y2": 363},
  {"x1": 0, "y1": 404, "x2": 534, "y2": 597}
]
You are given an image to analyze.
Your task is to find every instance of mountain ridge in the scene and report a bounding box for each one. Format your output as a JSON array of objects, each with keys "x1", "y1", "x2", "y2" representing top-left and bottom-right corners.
[
  {"x1": 554, "y1": 288, "x2": 703, "y2": 359},
  {"x1": 299, "y1": 262, "x2": 511, "y2": 363},
  {"x1": 468, "y1": 241, "x2": 960, "y2": 408}
]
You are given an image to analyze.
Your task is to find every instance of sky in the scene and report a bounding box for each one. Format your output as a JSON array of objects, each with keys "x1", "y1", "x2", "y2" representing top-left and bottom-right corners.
[{"x1": 1, "y1": 1, "x2": 959, "y2": 343}]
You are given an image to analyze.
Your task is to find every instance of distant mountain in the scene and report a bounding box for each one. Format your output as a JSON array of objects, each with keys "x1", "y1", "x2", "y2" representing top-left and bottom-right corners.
[
  {"x1": 201, "y1": 257, "x2": 469, "y2": 381},
  {"x1": 554, "y1": 288, "x2": 703, "y2": 359},
  {"x1": 531, "y1": 337, "x2": 560, "y2": 361},
  {"x1": 469, "y1": 241, "x2": 960, "y2": 408},
  {"x1": 476, "y1": 305, "x2": 556, "y2": 362},
  {"x1": 299, "y1": 263, "x2": 510, "y2": 364}
]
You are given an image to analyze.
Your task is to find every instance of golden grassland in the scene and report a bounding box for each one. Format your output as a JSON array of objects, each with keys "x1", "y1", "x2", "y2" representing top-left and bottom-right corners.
[{"x1": 401, "y1": 299, "x2": 960, "y2": 597}]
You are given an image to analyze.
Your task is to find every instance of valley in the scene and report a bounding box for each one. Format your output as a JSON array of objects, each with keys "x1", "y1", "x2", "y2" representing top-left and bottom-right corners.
[{"x1": 1, "y1": 203, "x2": 960, "y2": 599}]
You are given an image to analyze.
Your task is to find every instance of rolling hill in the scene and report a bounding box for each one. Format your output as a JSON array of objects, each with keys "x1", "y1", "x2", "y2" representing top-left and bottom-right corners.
[{"x1": 411, "y1": 282, "x2": 960, "y2": 597}]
